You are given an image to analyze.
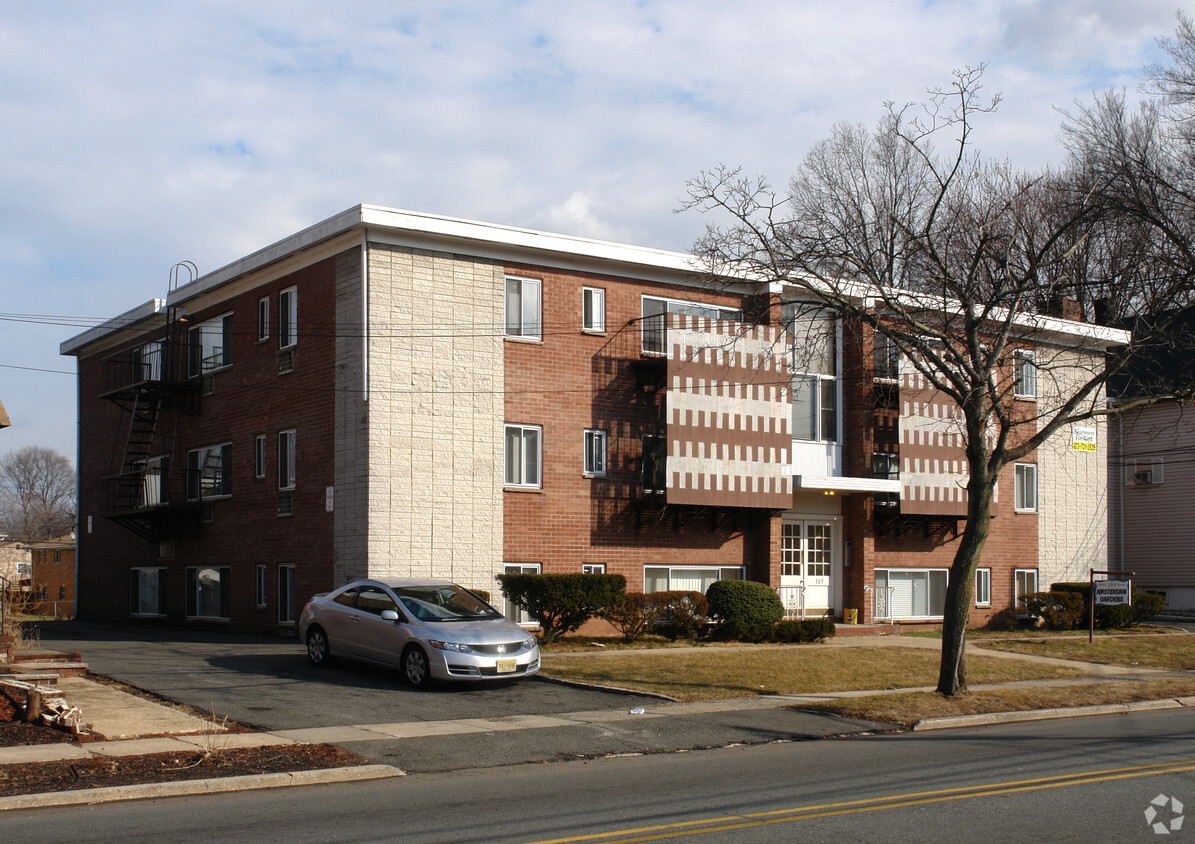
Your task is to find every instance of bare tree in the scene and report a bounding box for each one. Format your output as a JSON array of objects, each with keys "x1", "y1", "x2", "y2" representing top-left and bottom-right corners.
[
  {"x1": 0, "y1": 446, "x2": 76, "y2": 542},
  {"x1": 685, "y1": 66, "x2": 1195, "y2": 696}
]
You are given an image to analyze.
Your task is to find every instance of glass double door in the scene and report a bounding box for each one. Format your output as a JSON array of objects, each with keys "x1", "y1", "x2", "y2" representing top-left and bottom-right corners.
[{"x1": 780, "y1": 520, "x2": 834, "y2": 616}]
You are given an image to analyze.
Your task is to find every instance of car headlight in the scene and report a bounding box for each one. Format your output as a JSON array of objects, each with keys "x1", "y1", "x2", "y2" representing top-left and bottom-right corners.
[
  {"x1": 523, "y1": 637, "x2": 538, "y2": 651},
  {"x1": 428, "y1": 639, "x2": 474, "y2": 654}
]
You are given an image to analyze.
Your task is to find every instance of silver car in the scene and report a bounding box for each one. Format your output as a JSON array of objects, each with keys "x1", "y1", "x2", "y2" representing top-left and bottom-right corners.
[{"x1": 298, "y1": 578, "x2": 540, "y2": 687}]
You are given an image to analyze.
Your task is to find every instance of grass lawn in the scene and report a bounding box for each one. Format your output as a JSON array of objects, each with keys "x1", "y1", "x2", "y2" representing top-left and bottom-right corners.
[
  {"x1": 975, "y1": 635, "x2": 1195, "y2": 670},
  {"x1": 540, "y1": 645, "x2": 1091, "y2": 701},
  {"x1": 811, "y1": 679, "x2": 1195, "y2": 728}
]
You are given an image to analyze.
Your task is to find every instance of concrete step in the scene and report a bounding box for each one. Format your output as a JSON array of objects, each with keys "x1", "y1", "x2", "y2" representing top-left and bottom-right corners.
[
  {"x1": 3, "y1": 668, "x2": 61, "y2": 685},
  {"x1": 13, "y1": 649, "x2": 83, "y2": 664},
  {"x1": 12, "y1": 661, "x2": 88, "y2": 678}
]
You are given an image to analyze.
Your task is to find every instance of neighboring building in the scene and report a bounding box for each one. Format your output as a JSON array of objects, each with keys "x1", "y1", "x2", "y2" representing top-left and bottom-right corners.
[
  {"x1": 0, "y1": 538, "x2": 31, "y2": 594},
  {"x1": 61, "y1": 205, "x2": 1124, "y2": 632},
  {"x1": 25, "y1": 534, "x2": 76, "y2": 618},
  {"x1": 0, "y1": 398, "x2": 10, "y2": 428},
  {"x1": 1108, "y1": 315, "x2": 1195, "y2": 611}
]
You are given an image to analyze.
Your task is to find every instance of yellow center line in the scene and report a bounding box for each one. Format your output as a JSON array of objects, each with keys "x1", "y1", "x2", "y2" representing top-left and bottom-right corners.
[{"x1": 525, "y1": 759, "x2": 1195, "y2": 844}]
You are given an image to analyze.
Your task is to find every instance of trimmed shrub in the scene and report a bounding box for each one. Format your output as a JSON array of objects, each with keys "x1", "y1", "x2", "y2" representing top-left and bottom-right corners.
[
  {"x1": 707, "y1": 618, "x2": 836, "y2": 643},
  {"x1": 600, "y1": 593, "x2": 663, "y2": 643},
  {"x1": 495, "y1": 573, "x2": 626, "y2": 644},
  {"x1": 705, "y1": 579, "x2": 784, "y2": 626},
  {"x1": 1022, "y1": 591, "x2": 1085, "y2": 630},
  {"x1": 651, "y1": 591, "x2": 708, "y2": 640}
]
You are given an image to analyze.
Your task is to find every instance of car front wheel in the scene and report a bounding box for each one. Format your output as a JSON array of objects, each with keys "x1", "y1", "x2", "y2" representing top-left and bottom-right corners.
[
  {"x1": 402, "y1": 644, "x2": 431, "y2": 687},
  {"x1": 306, "y1": 626, "x2": 334, "y2": 668}
]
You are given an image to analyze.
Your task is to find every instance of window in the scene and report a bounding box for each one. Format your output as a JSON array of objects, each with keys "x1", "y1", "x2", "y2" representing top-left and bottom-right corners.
[
  {"x1": 278, "y1": 430, "x2": 296, "y2": 490},
  {"x1": 644, "y1": 566, "x2": 742, "y2": 593},
  {"x1": 504, "y1": 276, "x2": 542, "y2": 340},
  {"x1": 257, "y1": 297, "x2": 269, "y2": 341},
  {"x1": 1014, "y1": 463, "x2": 1037, "y2": 512},
  {"x1": 186, "y1": 444, "x2": 232, "y2": 500},
  {"x1": 279, "y1": 287, "x2": 297, "y2": 349},
  {"x1": 58, "y1": 585, "x2": 66, "y2": 601},
  {"x1": 1015, "y1": 569, "x2": 1039, "y2": 613},
  {"x1": 1014, "y1": 350, "x2": 1037, "y2": 399},
  {"x1": 582, "y1": 564, "x2": 606, "y2": 574},
  {"x1": 188, "y1": 313, "x2": 234, "y2": 376},
  {"x1": 185, "y1": 566, "x2": 230, "y2": 620},
  {"x1": 255, "y1": 435, "x2": 266, "y2": 479},
  {"x1": 278, "y1": 565, "x2": 296, "y2": 624},
  {"x1": 504, "y1": 424, "x2": 541, "y2": 488},
  {"x1": 1130, "y1": 458, "x2": 1165, "y2": 486},
  {"x1": 784, "y1": 303, "x2": 839, "y2": 442},
  {"x1": 502, "y1": 563, "x2": 541, "y2": 624},
  {"x1": 584, "y1": 429, "x2": 607, "y2": 476},
  {"x1": 874, "y1": 568, "x2": 949, "y2": 619},
  {"x1": 129, "y1": 567, "x2": 165, "y2": 616},
  {"x1": 642, "y1": 434, "x2": 666, "y2": 493},
  {"x1": 873, "y1": 332, "x2": 900, "y2": 382},
  {"x1": 975, "y1": 568, "x2": 991, "y2": 607},
  {"x1": 256, "y1": 565, "x2": 267, "y2": 608},
  {"x1": 582, "y1": 287, "x2": 606, "y2": 332},
  {"x1": 640, "y1": 296, "x2": 741, "y2": 355},
  {"x1": 871, "y1": 452, "x2": 899, "y2": 509}
]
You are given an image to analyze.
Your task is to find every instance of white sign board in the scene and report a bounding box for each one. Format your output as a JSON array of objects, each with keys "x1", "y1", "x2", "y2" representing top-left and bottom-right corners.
[
  {"x1": 1072, "y1": 427, "x2": 1097, "y2": 452},
  {"x1": 1094, "y1": 579, "x2": 1131, "y2": 606}
]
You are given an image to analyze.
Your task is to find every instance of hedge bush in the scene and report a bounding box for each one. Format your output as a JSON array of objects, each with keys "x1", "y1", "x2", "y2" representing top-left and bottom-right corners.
[
  {"x1": 1051, "y1": 581, "x2": 1164, "y2": 629},
  {"x1": 652, "y1": 591, "x2": 709, "y2": 639},
  {"x1": 705, "y1": 579, "x2": 784, "y2": 626},
  {"x1": 600, "y1": 593, "x2": 663, "y2": 643},
  {"x1": 495, "y1": 573, "x2": 626, "y2": 643},
  {"x1": 707, "y1": 618, "x2": 835, "y2": 643},
  {"x1": 1022, "y1": 591, "x2": 1085, "y2": 630}
]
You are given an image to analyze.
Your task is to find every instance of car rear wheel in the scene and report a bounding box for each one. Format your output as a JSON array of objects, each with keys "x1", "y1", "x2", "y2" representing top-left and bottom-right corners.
[
  {"x1": 402, "y1": 644, "x2": 431, "y2": 687},
  {"x1": 306, "y1": 626, "x2": 334, "y2": 667}
]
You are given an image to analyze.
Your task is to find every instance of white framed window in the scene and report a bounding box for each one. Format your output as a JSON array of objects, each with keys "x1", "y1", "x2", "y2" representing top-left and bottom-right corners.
[
  {"x1": 1015, "y1": 568, "x2": 1039, "y2": 613},
  {"x1": 185, "y1": 566, "x2": 230, "y2": 620},
  {"x1": 874, "y1": 568, "x2": 949, "y2": 620},
  {"x1": 136, "y1": 339, "x2": 163, "y2": 382},
  {"x1": 278, "y1": 430, "x2": 296, "y2": 491},
  {"x1": 257, "y1": 297, "x2": 270, "y2": 342},
  {"x1": 1014, "y1": 350, "x2": 1037, "y2": 399},
  {"x1": 582, "y1": 287, "x2": 606, "y2": 332},
  {"x1": 129, "y1": 567, "x2": 166, "y2": 616},
  {"x1": 644, "y1": 565, "x2": 742, "y2": 593},
  {"x1": 504, "y1": 424, "x2": 542, "y2": 488},
  {"x1": 278, "y1": 565, "x2": 295, "y2": 624},
  {"x1": 254, "y1": 434, "x2": 266, "y2": 479},
  {"x1": 188, "y1": 313, "x2": 234, "y2": 376},
  {"x1": 255, "y1": 564, "x2": 267, "y2": 608},
  {"x1": 501, "y1": 562, "x2": 541, "y2": 624},
  {"x1": 1130, "y1": 458, "x2": 1165, "y2": 486},
  {"x1": 186, "y1": 443, "x2": 232, "y2": 501},
  {"x1": 975, "y1": 568, "x2": 991, "y2": 607},
  {"x1": 784, "y1": 302, "x2": 839, "y2": 442},
  {"x1": 584, "y1": 429, "x2": 607, "y2": 476},
  {"x1": 1014, "y1": 463, "x2": 1037, "y2": 512},
  {"x1": 640, "y1": 295, "x2": 741, "y2": 355},
  {"x1": 504, "y1": 276, "x2": 542, "y2": 340},
  {"x1": 279, "y1": 287, "x2": 297, "y2": 349},
  {"x1": 582, "y1": 563, "x2": 606, "y2": 574}
]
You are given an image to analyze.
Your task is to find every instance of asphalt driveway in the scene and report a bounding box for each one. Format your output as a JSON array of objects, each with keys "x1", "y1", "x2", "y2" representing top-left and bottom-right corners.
[{"x1": 33, "y1": 620, "x2": 656, "y2": 732}]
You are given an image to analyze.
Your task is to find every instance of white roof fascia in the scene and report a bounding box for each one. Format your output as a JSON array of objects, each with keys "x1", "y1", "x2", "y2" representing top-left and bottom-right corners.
[
  {"x1": 61, "y1": 299, "x2": 167, "y2": 356},
  {"x1": 794, "y1": 475, "x2": 903, "y2": 494}
]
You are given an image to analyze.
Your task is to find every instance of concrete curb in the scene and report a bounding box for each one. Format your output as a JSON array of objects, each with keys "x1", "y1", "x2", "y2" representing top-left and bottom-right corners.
[
  {"x1": 912, "y1": 698, "x2": 1189, "y2": 731},
  {"x1": 0, "y1": 764, "x2": 404, "y2": 812}
]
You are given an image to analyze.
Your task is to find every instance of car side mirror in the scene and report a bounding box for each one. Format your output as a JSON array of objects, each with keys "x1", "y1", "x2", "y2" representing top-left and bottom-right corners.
[{"x1": 380, "y1": 609, "x2": 400, "y2": 622}]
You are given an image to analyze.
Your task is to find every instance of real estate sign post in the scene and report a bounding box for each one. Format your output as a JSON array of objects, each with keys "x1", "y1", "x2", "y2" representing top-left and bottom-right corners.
[{"x1": 1089, "y1": 569, "x2": 1133, "y2": 643}]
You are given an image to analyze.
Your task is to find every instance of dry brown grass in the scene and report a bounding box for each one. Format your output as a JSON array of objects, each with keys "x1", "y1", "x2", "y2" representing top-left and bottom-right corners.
[
  {"x1": 540, "y1": 645, "x2": 1091, "y2": 701},
  {"x1": 812, "y1": 678, "x2": 1195, "y2": 727},
  {"x1": 975, "y1": 635, "x2": 1195, "y2": 670}
]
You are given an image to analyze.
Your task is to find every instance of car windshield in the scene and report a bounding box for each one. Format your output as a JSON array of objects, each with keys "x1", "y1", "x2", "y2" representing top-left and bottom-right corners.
[{"x1": 394, "y1": 585, "x2": 503, "y2": 622}]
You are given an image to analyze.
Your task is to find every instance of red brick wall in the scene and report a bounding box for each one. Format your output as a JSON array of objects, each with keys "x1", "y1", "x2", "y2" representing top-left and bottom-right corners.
[
  {"x1": 75, "y1": 255, "x2": 345, "y2": 632},
  {"x1": 501, "y1": 263, "x2": 779, "y2": 590},
  {"x1": 30, "y1": 547, "x2": 75, "y2": 618}
]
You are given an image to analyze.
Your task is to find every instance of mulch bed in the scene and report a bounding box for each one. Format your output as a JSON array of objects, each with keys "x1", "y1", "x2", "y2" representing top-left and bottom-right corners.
[
  {"x1": 0, "y1": 680, "x2": 369, "y2": 798},
  {"x1": 0, "y1": 742, "x2": 366, "y2": 797}
]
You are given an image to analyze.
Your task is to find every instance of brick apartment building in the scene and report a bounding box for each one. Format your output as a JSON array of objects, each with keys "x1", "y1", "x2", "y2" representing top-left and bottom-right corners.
[
  {"x1": 26, "y1": 534, "x2": 76, "y2": 618},
  {"x1": 61, "y1": 205, "x2": 1123, "y2": 632}
]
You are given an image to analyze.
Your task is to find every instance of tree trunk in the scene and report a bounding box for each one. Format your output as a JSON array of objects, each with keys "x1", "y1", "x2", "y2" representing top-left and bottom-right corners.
[{"x1": 937, "y1": 456, "x2": 996, "y2": 697}]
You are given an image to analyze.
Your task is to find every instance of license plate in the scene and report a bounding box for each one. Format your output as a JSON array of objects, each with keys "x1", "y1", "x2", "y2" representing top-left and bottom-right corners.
[{"x1": 495, "y1": 658, "x2": 517, "y2": 674}]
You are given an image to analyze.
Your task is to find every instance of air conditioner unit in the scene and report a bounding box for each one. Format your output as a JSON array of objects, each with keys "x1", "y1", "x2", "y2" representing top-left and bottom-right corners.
[{"x1": 1134, "y1": 469, "x2": 1154, "y2": 485}]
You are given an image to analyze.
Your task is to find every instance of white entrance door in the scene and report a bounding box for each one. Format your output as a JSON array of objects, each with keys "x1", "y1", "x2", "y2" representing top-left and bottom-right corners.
[{"x1": 781, "y1": 521, "x2": 834, "y2": 617}]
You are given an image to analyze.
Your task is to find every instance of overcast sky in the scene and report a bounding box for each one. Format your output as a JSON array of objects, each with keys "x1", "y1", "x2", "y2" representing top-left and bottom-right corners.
[{"x1": 0, "y1": 1, "x2": 1186, "y2": 463}]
